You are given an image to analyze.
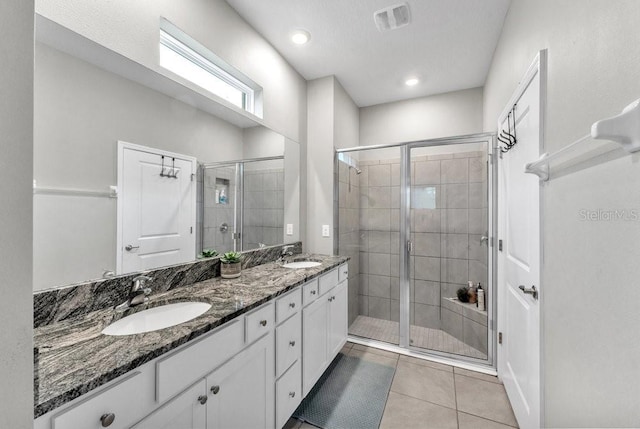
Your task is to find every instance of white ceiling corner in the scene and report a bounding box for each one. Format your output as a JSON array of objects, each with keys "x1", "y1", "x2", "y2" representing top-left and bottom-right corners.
[{"x1": 225, "y1": 0, "x2": 511, "y2": 107}]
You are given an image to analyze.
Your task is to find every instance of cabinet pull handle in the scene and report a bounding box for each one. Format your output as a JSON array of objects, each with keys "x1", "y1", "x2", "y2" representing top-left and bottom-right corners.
[
  {"x1": 260, "y1": 319, "x2": 268, "y2": 327},
  {"x1": 310, "y1": 290, "x2": 316, "y2": 295},
  {"x1": 100, "y1": 413, "x2": 115, "y2": 427},
  {"x1": 211, "y1": 385, "x2": 220, "y2": 395},
  {"x1": 289, "y1": 391, "x2": 296, "y2": 398},
  {"x1": 289, "y1": 302, "x2": 296, "y2": 308},
  {"x1": 289, "y1": 340, "x2": 296, "y2": 347},
  {"x1": 198, "y1": 395, "x2": 208, "y2": 405}
]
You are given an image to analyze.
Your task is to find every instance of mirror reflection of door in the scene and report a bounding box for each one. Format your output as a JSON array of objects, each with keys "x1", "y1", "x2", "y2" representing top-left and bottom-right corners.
[{"x1": 118, "y1": 142, "x2": 196, "y2": 274}]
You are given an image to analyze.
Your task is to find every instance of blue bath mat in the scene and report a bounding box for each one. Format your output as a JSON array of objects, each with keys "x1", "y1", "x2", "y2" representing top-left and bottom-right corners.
[{"x1": 293, "y1": 352, "x2": 396, "y2": 429}]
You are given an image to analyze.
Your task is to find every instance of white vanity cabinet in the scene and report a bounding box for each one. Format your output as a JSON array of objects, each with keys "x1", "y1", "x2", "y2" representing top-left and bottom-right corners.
[
  {"x1": 34, "y1": 262, "x2": 349, "y2": 429},
  {"x1": 302, "y1": 265, "x2": 348, "y2": 396}
]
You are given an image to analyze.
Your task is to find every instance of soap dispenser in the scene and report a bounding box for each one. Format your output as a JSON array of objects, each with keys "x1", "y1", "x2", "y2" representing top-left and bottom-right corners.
[{"x1": 477, "y1": 282, "x2": 485, "y2": 311}]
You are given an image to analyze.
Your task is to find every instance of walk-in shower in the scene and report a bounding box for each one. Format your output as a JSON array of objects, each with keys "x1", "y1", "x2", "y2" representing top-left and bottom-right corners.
[
  {"x1": 335, "y1": 133, "x2": 495, "y2": 365},
  {"x1": 200, "y1": 156, "x2": 285, "y2": 253}
]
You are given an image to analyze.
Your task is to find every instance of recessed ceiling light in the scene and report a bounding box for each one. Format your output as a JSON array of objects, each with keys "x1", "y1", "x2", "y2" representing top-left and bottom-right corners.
[
  {"x1": 291, "y1": 30, "x2": 311, "y2": 45},
  {"x1": 405, "y1": 77, "x2": 419, "y2": 86}
]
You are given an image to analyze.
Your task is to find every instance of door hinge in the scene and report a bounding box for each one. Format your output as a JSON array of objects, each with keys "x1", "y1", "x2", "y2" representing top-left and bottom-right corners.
[
  {"x1": 407, "y1": 240, "x2": 413, "y2": 254},
  {"x1": 233, "y1": 232, "x2": 241, "y2": 239},
  {"x1": 498, "y1": 332, "x2": 503, "y2": 345},
  {"x1": 498, "y1": 239, "x2": 503, "y2": 252},
  {"x1": 191, "y1": 173, "x2": 195, "y2": 182}
]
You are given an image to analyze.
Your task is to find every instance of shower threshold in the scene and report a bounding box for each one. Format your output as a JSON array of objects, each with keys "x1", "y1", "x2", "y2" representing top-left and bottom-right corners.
[{"x1": 349, "y1": 315, "x2": 487, "y2": 360}]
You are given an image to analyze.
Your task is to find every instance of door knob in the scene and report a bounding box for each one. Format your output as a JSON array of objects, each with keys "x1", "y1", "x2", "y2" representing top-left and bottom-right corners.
[
  {"x1": 125, "y1": 245, "x2": 139, "y2": 251},
  {"x1": 518, "y1": 285, "x2": 538, "y2": 300}
]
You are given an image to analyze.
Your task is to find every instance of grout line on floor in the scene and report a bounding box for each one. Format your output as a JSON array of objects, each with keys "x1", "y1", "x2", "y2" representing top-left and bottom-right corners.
[
  {"x1": 389, "y1": 388, "x2": 460, "y2": 414},
  {"x1": 457, "y1": 411, "x2": 519, "y2": 428}
]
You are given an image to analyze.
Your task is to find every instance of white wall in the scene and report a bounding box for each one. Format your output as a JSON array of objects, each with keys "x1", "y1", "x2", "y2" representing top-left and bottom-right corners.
[
  {"x1": 305, "y1": 77, "x2": 360, "y2": 254},
  {"x1": 360, "y1": 88, "x2": 484, "y2": 146},
  {"x1": 0, "y1": 0, "x2": 34, "y2": 427},
  {"x1": 306, "y1": 77, "x2": 335, "y2": 254},
  {"x1": 483, "y1": 1, "x2": 640, "y2": 426},
  {"x1": 34, "y1": 43, "x2": 245, "y2": 290},
  {"x1": 35, "y1": 0, "x2": 307, "y2": 144}
]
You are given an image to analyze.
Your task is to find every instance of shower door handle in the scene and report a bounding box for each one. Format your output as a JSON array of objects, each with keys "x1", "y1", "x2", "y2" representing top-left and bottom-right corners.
[
  {"x1": 407, "y1": 240, "x2": 413, "y2": 254},
  {"x1": 480, "y1": 235, "x2": 489, "y2": 246}
]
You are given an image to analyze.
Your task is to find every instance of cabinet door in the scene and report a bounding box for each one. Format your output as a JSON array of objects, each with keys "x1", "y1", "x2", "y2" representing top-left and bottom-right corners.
[
  {"x1": 302, "y1": 295, "x2": 329, "y2": 396},
  {"x1": 132, "y1": 380, "x2": 206, "y2": 429},
  {"x1": 206, "y1": 333, "x2": 275, "y2": 429},
  {"x1": 328, "y1": 280, "x2": 348, "y2": 359}
]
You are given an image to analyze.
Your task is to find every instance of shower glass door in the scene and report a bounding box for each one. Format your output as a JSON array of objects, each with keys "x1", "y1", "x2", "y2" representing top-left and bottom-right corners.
[
  {"x1": 339, "y1": 147, "x2": 402, "y2": 346},
  {"x1": 407, "y1": 137, "x2": 492, "y2": 361}
]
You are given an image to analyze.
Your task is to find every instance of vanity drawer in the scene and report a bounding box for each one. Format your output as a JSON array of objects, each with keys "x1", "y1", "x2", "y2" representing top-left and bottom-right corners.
[
  {"x1": 245, "y1": 302, "x2": 275, "y2": 344},
  {"x1": 276, "y1": 360, "x2": 302, "y2": 429},
  {"x1": 302, "y1": 278, "x2": 319, "y2": 307},
  {"x1": 52, "y1": 370, "x2": 152, "y2": 429},
  {"x1": 275, "y1": 288, "x2": 302, "y2": 324},
  {"x1": 319, "y1": 268, "x2": 339, "y2": 296},
  {"x1": 156, "y1": 319, "x2": 244, "y2": 403},
  {"x1": 338, "y1": 263, "x2": 349, "y2": 283},
  {"x1": 275, "y1": 312, "x2": 301, "y2": 378}
]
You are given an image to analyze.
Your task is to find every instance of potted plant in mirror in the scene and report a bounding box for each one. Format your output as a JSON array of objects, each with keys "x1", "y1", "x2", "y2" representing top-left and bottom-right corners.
[
  {"x1": 198, "y1": 249, "x2": 218, "y2": 259},
  {"x1": 220, "y1": 251, "x2": 242, "y2": 279}
]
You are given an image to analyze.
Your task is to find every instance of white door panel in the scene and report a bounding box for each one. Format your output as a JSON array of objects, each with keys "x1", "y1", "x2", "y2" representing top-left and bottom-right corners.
[
  {"x1": 118, "y1": 142, "x2": 196, "y2": 274},
  {"x1": 498, "y1": 52, "x2": 544, "y2": 429}
]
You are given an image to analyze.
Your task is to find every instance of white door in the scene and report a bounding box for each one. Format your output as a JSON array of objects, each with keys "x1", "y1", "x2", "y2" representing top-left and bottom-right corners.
[
  {"x1": 498, "y1": 52, "x2": 545, "y2": 429},
  {"x1": 132, "y1": 380, "x2": 206, "y2": 429},
  {"x1": 118, "y1": 142, "x2": 196, "y2": 274}
]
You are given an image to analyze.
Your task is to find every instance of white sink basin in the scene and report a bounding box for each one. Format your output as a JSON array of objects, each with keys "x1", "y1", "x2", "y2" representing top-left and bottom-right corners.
[
  {"x1": 282, "y1": 261, "x2": 322, "y2": 269},
  {"x1": 102, "y1": 302, "x2": 211, "y2": 336}
]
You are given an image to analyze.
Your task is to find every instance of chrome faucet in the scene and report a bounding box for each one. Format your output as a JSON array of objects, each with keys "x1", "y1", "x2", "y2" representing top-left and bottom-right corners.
[
  {"x1": 278, "y1": 245, "x2": 295, "y2": 263},
  {"x1": 115, "y1": 275, "x2": 154, "y2": 312}
]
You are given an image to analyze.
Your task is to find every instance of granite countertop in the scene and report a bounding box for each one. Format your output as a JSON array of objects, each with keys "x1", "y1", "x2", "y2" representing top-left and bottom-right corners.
[{"x1": 34, "y1": 254, "x2": 348, "y2": 417}]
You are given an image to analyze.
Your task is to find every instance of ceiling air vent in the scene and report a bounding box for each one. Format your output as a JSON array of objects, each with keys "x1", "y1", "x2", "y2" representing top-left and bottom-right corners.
[{"x1": 374, "y1": 3, "x2": 411, "y2": 32}]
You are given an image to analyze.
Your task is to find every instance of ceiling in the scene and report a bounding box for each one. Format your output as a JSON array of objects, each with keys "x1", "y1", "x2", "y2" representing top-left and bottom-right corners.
[{"x1": 225, "y1": 0, "x2": 511, "y2": 107}]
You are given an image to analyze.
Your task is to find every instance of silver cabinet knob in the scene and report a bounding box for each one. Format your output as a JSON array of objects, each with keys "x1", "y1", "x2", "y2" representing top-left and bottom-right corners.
[
  {"x1": 289, "y1": 392, "x2": 296, "y2": 398},
  {"x1": 211, "y1": 385, "x2": 220, "y2": 395},
  {"x1": 100, "y1": 413, "x2": 115, "y2": 427},
  {"x1": 289, "y1": 340, "x2": 296, "y2": 347},
  {"x1": 125, "y1": 245, "x2": 139, "y2": 251},
  {"x1": 289, "y1": 302, "x2": 296, "y2": 308},
  {"x1": 198, "y1": 395, "x2": 208, "y2": 405},
  {"x1": 260, "y1": 319, "x2": 267, "y2": 327},
  {"x1": 310, "y1": 290, "x2": 316, "y2": 295}
]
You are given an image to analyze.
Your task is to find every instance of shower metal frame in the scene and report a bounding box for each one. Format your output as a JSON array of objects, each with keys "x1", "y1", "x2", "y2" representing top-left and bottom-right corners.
[
  {"x1": 200, "y1": 155, "x2": 284, "y2": 253},
  {"x1": 335, "y1": 132, "x2": 498, "y2": 370}
]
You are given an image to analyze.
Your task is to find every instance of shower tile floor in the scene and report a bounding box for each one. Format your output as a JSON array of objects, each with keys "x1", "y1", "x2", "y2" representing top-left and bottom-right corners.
[{"x1": 349, "y1": 315, "x2": 487, "y2": 360}]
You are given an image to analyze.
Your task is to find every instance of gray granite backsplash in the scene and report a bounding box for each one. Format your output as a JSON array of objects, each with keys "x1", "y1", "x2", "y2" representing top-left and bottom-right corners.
[{"x1": 34, "y1": 242, "x2": 302, "y2": 328}]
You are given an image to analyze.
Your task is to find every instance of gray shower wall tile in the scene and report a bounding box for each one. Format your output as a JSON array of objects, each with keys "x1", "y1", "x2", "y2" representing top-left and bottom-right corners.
[
  {"x1": 369, "y1": 296, "x2": 391, "y2": 320},
  {"x1": 390, "y1": 277, "x2": 400, "y2": 301},
  {"x1": 414, "y1": 303, "x2": 441, "y2": 329},
  {"x1": 390, "y1": 254, "x2": 399, "y2": 278},
  {"x1": 414, "y1": 233, "x2": 441, "y2": 257},
  {"x1": 441, "y1": 234, "x2": 469, "y2": 259},
  {"x1": 412, "y1": 209, "x2": 441, "y2": 233},
  {"x1": 414, "y1": 160, "x2": 441, "y2": 185},
  {"x1": 390, "y1": 209, "x2": 400, "y2": 232},
  {"x1": 369, "y1": 231, "x2": 391, "y2": 253},
  {"x1": 369, "y1": 187, "x2": 391, "y2": 208},
  {"x1": 369, "y1": 209, "x2": 391, "y2": 231},
  {"x1": 468, "y1": 156, "x2": 486, "y2": 182},
  {"x1": 369, "y1": 164, "x2": 391, "y2": 187},
  {"x1": 441, "y1": 158, "x2": 469, "y2": 184},
  {"x1": 443, "y1": 183, "x2": 469, "y2": 209},
  {"x1": 358, "y1": 295, "x2": 369, "y2": 316},
  {"x1": 468, "y1": 208, "x2": 487, "y2": 234},
  {"x1": 369, "y1": 275, "x2": 391, "y2": 298},
  {"x1": 443, "y1": 209, "x2": 469, "y2": 234},
  {"x1": 414, "y1": 280, "x2": 440, "y2": 306},
  {"x1": 414, "y1": 256, "x2": 441, "y2": 282},
  {"x1": 391, "y1": 163, "x2": 401, "y2": 186},
  {"x1": 369, "y1": 253, "x2": 391, "y2": 276},
  {"x1": 441, "y1": 258, "x2": 469, "y2": 285},
  {"x1": 468, "y1": 182, "x2": 486, "y2": 209}
]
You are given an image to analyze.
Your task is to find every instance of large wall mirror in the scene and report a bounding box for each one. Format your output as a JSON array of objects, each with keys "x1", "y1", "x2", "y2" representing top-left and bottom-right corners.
[{"x1": 33, "y1": 19, "x2": 300, "y2": 291}]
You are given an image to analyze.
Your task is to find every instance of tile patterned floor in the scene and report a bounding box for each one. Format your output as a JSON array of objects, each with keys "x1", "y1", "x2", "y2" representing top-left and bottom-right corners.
[
  {"x1": 285, "y1": 343, "x2": 518, "y2": 429},
  {"x1": 349, "y1": 315, "x2": 487, "y2": 360}
]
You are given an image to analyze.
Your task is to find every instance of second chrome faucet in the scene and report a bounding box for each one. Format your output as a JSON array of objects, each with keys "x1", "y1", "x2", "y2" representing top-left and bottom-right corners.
[{"x1": 115, "y1": 275, "x2": 154, "y2": 312}]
